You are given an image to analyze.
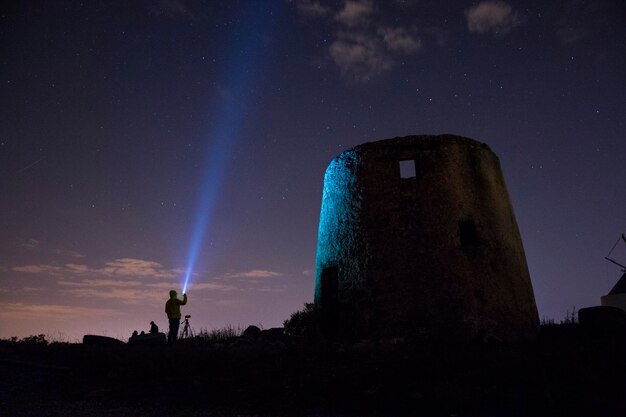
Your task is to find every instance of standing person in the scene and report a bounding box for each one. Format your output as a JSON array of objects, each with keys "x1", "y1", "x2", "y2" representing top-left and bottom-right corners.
[{"x1": 165, "y1": 290, "x2": 187, "y2": 344}]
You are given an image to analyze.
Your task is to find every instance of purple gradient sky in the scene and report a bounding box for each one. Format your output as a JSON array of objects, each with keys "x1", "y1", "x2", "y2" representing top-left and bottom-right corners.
[{"x1": 1, "y1": 0, "x2": 625, "y2": 340}]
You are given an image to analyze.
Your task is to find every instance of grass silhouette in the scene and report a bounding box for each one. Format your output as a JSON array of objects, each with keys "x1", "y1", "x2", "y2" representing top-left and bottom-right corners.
[{"x1": 1, "y1": 315, "x2": 626, "y2": 416}]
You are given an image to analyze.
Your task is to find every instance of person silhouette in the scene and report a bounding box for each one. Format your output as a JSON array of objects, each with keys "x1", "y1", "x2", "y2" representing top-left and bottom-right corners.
[
  {"x1": 165, "y1": 290, "x2": 187, "y2": 344},
  {"x1": 149, "y1": 321, "x2": 159, "y2": 334}
]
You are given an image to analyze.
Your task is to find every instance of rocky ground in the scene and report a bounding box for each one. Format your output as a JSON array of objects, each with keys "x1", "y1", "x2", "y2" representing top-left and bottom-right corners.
[{"x1": 1, "y1": 324, "x2": 626, "y2": 417}]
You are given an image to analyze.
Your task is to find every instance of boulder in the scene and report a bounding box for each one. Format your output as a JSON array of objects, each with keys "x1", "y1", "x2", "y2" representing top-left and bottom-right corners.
[
  {"x1": 260, "y1": 327, "x2": 285, "y2": 341},
  {"x1": 578, "y1": 306, "x2": 626, "y2": 336},
  {"x1": 242, "y1": 325, "x2": 262, "y2": 338},
  {"x1": 83, "y1": 335, "x2": 125, "y2": 346},
  {"x1": 128, "y1": 332, "x2": 166, "y2": 346}
]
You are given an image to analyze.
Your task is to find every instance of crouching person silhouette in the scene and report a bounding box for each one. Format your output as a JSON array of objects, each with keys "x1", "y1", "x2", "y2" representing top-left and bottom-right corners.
[{"x1": 165, "y1": 290, "x2": 187, "y2": 345}]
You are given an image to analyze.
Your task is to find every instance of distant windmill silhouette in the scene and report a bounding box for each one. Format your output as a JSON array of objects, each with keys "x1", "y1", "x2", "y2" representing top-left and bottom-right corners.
[
  {"x1": 602, "y1": 234, "x2": 626, "y2": 312},
  {"x1": 605, "y1": 234, "x2": 626, "y2": 272}
]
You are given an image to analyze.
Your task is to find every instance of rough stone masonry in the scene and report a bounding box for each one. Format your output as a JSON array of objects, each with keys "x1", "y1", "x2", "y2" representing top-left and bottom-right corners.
[{"x1": 314, "y1": 134, "x2": 539, "y2": 342}]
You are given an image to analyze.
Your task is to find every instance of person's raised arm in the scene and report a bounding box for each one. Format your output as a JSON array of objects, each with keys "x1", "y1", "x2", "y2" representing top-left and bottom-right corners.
[{"x1": 181, "y1": 293, "x2": 188, "y2": 305}]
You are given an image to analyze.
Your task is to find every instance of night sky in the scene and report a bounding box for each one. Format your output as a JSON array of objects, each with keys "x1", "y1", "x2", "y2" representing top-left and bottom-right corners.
[{"x1": 1, "y1": 0, "x2": 625, "y2": 340}]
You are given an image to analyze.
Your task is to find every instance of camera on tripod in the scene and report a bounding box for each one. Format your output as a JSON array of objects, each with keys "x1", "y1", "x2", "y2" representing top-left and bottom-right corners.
[{"x1": 179, "y1": 314, "x2": 194, "y2": 339}]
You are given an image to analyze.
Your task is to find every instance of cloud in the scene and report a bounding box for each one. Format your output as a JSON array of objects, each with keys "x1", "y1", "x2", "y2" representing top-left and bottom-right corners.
[
  {"x1": 9, "y1": 257, "x2": 248, "y2": 306},
  {"x1": 0, "y1": 303, "x2": 120, "y2": 320},
  {"x1": 292, "y1": 0, "x2": 423, "y2": 82},
  {"x1": 465, "y1": 1, "x2": 521, "y2": 35},
  {"x1": 22, "y1": 287, "x2": 45, "y2": 292},
  {"x1": 217, "y1": 270, "x2": 288, "y2": 293},
  {"x1": 11, "y1": 259, "x2": 282, "y2": 303},
  {"x1": 98, "y1": 258, "x2": 175, "y2": 279},
  {"x1": 391, "y1": 0, "x2": 419, "y2": 6},
  {"x1": 65, "y1": 264, "x2": 90, "y2": 273},
  {"x1": 378, "y1": 27, "x2": 421, "y2": 53},
  {"x1": 144, "y1": 282, "x2": 186, "y2": 289},
  {"x1": 58, "y1": 279, "x2": 143, "y2": 288},
  {"x1": 256, "y1": 285, "x2": 288, "y2": 293},
  {"x1": 556, "y1": 21, "x2": 585, "y2": 44},
  {"x1": 58, "y1": 288, "x2": 164, "y2": 304},
  {"x1": 554, "y1": 1, "x2": 614, "y2": 45},
  {"x1": 58, "y1": 280, "x2": 235, "y2": 304},
  {"x1": 12, "y1": 258, "x2": 176, "y2": 279},
  {"x1": 295, "y1": 0, "x2": 331, "y2": 18},
  {"x1": 55, "y1": 276, "x2": 236, "y2": 303},
  {"x1": 21, "y1": 238, "x2": 40, "y2": 249},
  {"x1": 225, "y1": 270, "x2": 284, "y2": 279},
  {"x1": 12, "y1": 265, "x2": 63, "y2": 275},
  {"x1": 53, "y1": 249, "x2": 85, "y2": 258},
  {"x1": 329, "y1": 31, "x2": 393, "y2": 82},
  {"x1": 214, "y1": 299, "x2": 243, "y2": 307},
  {"x1": 150, "y1": 0, "x2": 193, "y2": 19},
  {"x1": 336, "y1": 0, "x2": 374, "y2": 27},
  {"x1": 192, "y1": 282, "x2": 238, "y2": 291},
  {"x1": 145, "y1": 281, "x2": 237, "y2": 291}
]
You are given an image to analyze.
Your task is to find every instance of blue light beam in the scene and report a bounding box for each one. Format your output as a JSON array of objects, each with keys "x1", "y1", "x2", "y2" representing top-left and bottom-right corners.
[{"x1": 182, "y1": 4, "x2": 277, "y2": 294}]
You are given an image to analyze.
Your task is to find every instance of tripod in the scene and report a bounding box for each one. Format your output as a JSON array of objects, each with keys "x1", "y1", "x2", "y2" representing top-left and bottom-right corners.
[{"x1": 179, "y1": 316, "x2": 194, "y2": 339}]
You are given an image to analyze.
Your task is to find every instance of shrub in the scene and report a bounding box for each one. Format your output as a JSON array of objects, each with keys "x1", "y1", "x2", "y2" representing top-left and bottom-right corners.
[
  {"x1": 2, "y1": 334, "x2": 49, "y2": 345},
  {"x1": 197, "y1": 325, "x2": 242, "y2": 343},
  {"x1": 562, "y1": 307, "x2": 578, "y2": 324},
  {"x1": 283, "y1": 302, "x2": 315, "y2": 337}
]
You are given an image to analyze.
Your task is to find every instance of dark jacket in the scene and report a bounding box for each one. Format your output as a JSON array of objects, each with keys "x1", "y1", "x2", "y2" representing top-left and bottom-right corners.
[{"x1": 165, "y1": 294, "x2": 187, "y2": 319}]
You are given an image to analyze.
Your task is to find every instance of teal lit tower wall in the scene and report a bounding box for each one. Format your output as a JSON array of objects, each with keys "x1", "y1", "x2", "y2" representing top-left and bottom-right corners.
[{"x1": 314, "y1": 135, "x2": 539, "y2": 342}]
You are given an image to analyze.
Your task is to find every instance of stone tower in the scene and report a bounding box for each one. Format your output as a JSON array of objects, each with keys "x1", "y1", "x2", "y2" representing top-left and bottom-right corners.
[{"x1": 314, "y1": 134, "x2": 539, "y2": 342}]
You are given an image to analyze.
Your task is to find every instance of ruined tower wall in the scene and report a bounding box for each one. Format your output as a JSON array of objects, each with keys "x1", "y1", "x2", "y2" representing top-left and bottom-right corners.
[{"x1": 314, "y1": 135, "x2": 539, "y2": 342}]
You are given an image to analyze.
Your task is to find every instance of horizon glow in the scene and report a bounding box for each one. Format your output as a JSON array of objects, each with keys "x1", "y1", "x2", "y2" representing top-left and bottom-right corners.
[{"x1": 181, "y1": 4, "x2": 276, "y2": 294}]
